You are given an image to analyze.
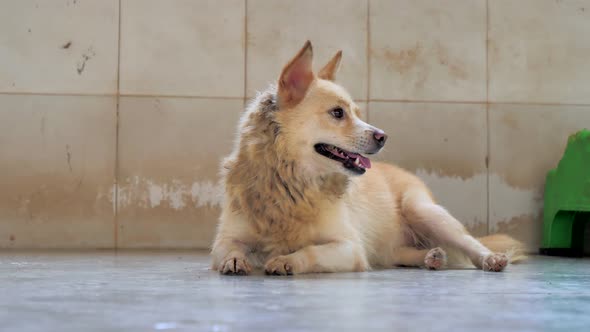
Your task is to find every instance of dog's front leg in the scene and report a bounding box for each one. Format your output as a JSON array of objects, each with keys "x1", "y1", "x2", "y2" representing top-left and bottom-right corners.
[
  {"x1": 211, "y1": 211, "x2": 256, "y2": 276},
  {"x1": 212, "y1": 238, "x2": 252, "y2": 275},
  {"x1": 264, "y1": 240, "x2": 368, "y2": 275}
]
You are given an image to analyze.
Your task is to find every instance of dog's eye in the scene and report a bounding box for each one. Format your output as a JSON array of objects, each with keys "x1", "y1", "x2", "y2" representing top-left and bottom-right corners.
[{"x1": 330, "y1": 108, "x2": 345, "y2": 119}]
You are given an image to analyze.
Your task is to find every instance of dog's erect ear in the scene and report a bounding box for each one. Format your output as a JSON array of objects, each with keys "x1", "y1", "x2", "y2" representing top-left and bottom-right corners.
[
  {"x1": 318, "y1": 50, "x2": 342, "y2": 81},
  {"x1": 278, "y1": 41, "x2": 314, "y2": 108}
]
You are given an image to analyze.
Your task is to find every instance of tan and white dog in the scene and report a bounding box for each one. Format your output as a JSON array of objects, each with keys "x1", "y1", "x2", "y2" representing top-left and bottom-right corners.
[{"x1": 211, "y1": 41, "x2": 525, "y2": 275}]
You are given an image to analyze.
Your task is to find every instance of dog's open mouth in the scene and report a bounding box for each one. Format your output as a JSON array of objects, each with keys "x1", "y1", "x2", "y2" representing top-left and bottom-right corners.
[{"x1": 314, "y1": 143, "x2": 372, "y2": 174}]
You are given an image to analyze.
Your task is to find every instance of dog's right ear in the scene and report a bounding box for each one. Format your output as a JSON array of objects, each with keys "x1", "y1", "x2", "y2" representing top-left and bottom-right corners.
[{"x1": 278, "y1": 41, "x2": 314, "y2": 108}]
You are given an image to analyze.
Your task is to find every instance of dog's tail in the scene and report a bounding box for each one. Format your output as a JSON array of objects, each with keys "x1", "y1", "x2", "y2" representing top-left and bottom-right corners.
[{"x1": 477, "y1": 234, "x2": 527, "y2": 263}]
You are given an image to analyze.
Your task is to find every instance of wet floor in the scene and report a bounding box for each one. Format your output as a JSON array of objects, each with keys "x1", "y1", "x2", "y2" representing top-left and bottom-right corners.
[{"x1": 1, "y1": 251, "x2": 589, "y2": 331}]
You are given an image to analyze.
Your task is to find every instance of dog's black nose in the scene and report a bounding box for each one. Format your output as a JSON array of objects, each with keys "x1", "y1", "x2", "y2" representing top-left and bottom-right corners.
[{"x1": 373, "y1": 130, "x2": 388, "y2": 147}]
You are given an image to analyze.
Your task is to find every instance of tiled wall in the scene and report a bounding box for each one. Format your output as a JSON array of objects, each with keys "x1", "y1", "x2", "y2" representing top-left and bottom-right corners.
[{"x1": 1, "y1": 0, "x2": 589, "y2": 251}]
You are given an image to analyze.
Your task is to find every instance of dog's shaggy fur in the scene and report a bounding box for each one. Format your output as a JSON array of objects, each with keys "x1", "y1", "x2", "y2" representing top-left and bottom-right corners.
[{"x1": 211, "y1": 41, "x2": 525, "y2": 275}]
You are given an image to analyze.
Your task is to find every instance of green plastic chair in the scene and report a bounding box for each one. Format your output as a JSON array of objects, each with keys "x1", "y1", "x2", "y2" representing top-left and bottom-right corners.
[{"x1": 540, "y1": 129, "x2": 590, "y2": 257}]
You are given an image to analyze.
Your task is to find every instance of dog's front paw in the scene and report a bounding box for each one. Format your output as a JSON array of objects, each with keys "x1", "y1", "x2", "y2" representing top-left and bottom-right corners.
[
  {"x1": 481, "y1": 253, "x2": 508, "y2": 272},
  {"x1": 264, "y1": 256, "x2": 296, "y2": 276},
  {"x1": 219, "y1": 256, "x2": 252, "y2": 276},
  {"x1": 424, "y1": 247, "x2": 447, "y2": 270}
]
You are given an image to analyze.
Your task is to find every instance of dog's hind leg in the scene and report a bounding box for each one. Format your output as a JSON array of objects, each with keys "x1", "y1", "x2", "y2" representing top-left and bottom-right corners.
[
  {"x1": 401, "y1": 188, "x2": 508, "y2": 272},
  {"x1": 391, "y1": 246, "x2": 448, "y2": 270}
]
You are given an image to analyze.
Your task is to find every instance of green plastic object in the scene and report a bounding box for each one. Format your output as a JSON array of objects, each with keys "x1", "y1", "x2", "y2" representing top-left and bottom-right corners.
[{"x1": 540, "y1": 129, "x2": 590, "y2": 257}]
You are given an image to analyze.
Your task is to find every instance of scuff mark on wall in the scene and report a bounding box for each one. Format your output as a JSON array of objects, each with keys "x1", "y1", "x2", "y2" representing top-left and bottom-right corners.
[
  {"x1": 488, "y1": 173, "x2": 544, "y2": 251},
  {"x1": 191, "y1": 181, "x2": 224, "y2": 208},
  {"x1": 494, "y1": 214, "x2": 541, "y2": 250},
  {"x1": 379, "y1": 43, "x2": 423, "y2": 74},
  {"x1": 148, "y1": 181, "x2": 164, "y2": 208},
  {"x1": 102, "y1": 171, "x2": 543, "y2": 249},
  {"x1": 488, "y1": 173, "x2": 543, "y2": 229},
  {"x1": 374, "y1": 41, "x2": 469, "y2": 92},
  {"x1": 76, "y1": 47, "x2": 96, "y2": 75},
  {"x1": 65, "y1": 144, "x2": 72, "y2": 172},
  {"x1": 112, "y1": 177, "x2": 224, "y2": 211}
]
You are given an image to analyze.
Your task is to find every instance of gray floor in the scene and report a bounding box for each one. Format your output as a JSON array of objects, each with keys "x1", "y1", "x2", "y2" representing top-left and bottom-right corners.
[{"x1": 1, "y1": 252, "x2": 589, "y2": 332}]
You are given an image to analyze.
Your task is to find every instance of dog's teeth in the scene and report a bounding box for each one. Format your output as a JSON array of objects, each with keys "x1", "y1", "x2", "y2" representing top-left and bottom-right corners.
[{"x1": 355, "y1": 158, "x2": 360, "y2": 165}]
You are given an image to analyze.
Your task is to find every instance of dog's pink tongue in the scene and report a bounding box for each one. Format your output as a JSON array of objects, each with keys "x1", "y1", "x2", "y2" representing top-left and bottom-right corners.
[
  {"x1": 359, "y1": 155, "x2": 372, "y2": 169},
  {"x1": 349, "y1": 153, "x2": 372, "y2": 169}
]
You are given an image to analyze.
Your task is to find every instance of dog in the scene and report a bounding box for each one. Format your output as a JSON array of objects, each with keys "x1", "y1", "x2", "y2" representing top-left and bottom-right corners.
[{"x1": 211, "y1": 41, "x2": 525, "y2": 275}]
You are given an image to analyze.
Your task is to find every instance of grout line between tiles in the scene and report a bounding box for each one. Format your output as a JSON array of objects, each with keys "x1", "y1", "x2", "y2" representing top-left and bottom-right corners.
[
  {"x1": 369, "y1": 99, "x2": 590, "y2": 107},
  {"x1": 243, "y1": 0, "x2": 248, "y2": 102},
  {"x1": 0, "y1": 91, "x2": 247, "y2": 100},
  {"x1": 0, "y1": 91, "x2": 117, "y2": 97},
  {"x1": 118, "y1": 94, "x2": 245, "y2": 100},
  {"x1": 486, "y1": 0, "x2": 490, "y2": 104},
  {"x1": 114, "y1": 0, "x2": 122, "y2": 249},
  {"x1": 370, "y1": 99, "x2": 487, "y2": 105},
  {"x1": 245, "y1": 95, "x2": 370, "y2": 103},
  {"x1": 486, "y1": 103, "x2": 491, "y2": 236},
  {"x1": 486, "y1": 0, "x2": 490, "y2": 235},
  {"x1": 1, "y1": 92, "x2": 589, "y2": 107},
  {"x1": 487, "y1": 101, "x2": 590, "y2": 107},
  {"x1": 365, "y1": 0, "x2": 371, "y2": 122}
]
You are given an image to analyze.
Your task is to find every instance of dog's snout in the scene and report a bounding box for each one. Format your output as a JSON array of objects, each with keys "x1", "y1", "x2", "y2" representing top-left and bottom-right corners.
[{"x1": 373, "y1": 130, "x2": 388, "y2": 147}]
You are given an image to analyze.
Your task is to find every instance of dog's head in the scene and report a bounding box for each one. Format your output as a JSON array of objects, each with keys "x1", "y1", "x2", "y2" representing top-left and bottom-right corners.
[{"x1": 274, "y1": 41, "x2": 387, "y2": 176}]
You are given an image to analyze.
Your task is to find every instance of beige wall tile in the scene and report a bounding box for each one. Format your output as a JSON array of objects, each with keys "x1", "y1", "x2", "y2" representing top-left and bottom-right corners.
[
  {"x1": 370, "y1": 0, "x2": 486, "y2": 102},
  {"x1": 0, "y1": 95, "x2": 116, "y2": 248},
  {"x1": 120, "y1": 0, "x2": 245, "y2": 97},
  {"x1": 370, "y1": 102, "x2": 488, "y2": 236},
  {"x1": 0, "y1": 0, "x2": 119, "y2": 94},
  {"x1": 356, "y1": 102, "x2": 368, "y2": 121},
  {"x1": 247, "y1": 0, "x2": 368, "y2": 99},
  {"x1": 489, "y1": 104, "x2": 590, "y2": 252},
  {"x1": 117, "y1": 97, "x2": 243, "y2": 248},
  {"x1": 489, "y1": 0, "x2": 590, "y2": 103}
]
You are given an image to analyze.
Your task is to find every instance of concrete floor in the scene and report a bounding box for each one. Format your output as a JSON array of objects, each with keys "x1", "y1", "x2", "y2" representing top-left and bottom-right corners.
[{"x1": 1, "y1": 252, "x2": 589, "y2": 332}]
